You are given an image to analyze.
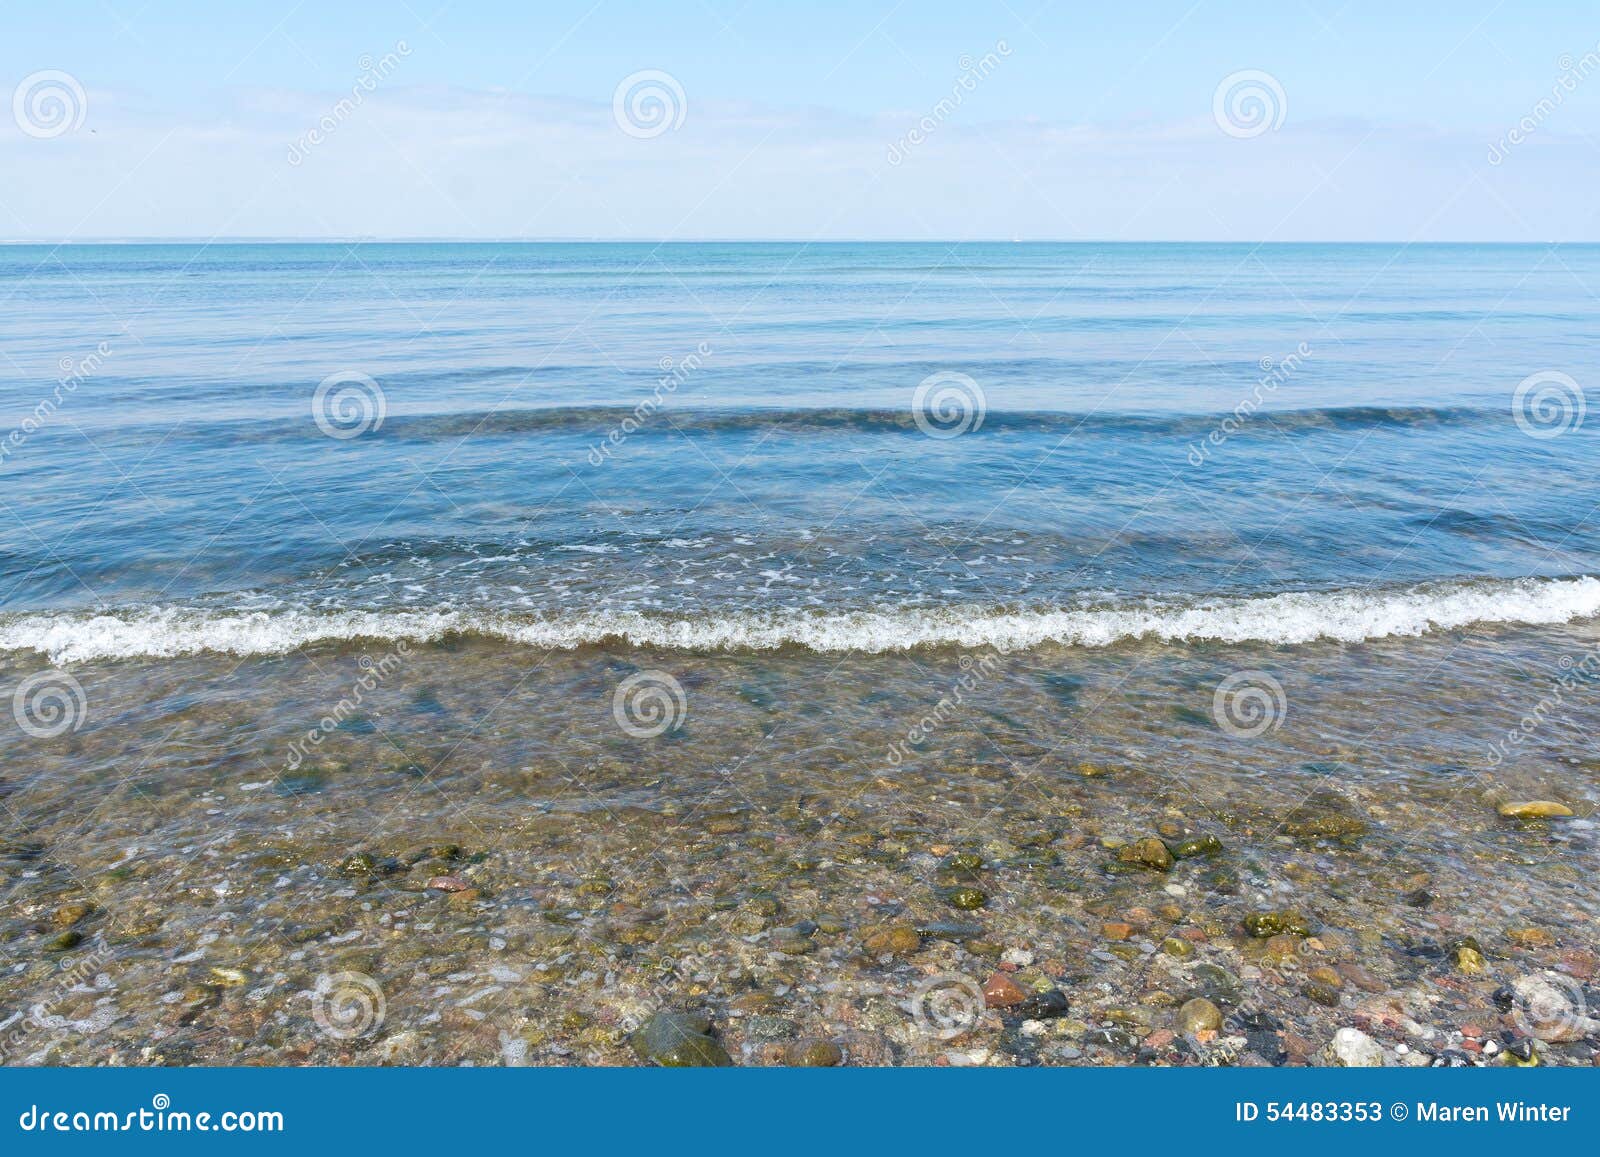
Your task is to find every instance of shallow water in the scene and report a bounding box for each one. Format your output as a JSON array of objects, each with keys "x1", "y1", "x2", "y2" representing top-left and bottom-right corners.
[{"x1": 1, "y1": 243, "x2": 1596, "y2": 1065}]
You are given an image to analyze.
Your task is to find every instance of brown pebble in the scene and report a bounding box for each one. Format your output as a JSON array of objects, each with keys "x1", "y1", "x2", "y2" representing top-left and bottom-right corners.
[
  {"x1": 1102, "y1": 922, "x2": 1134, "y2": 941},
  {"x1": 1507, "y1": 927, "x2": 1555, "y2": 948},
  {"x1": 52, "y1": 901, "x2": 95, "y2": 927},
  {"x1": 1264, "y1": 933, "x2": 1303, "y2": 962},
  {"x1": 426, "y1": 875, "x2": 471, "y2": 892},
  {"x1": 1309, "y1": 965, "x2": 1343, "y2": 989},
  {"x1": 982, "y1": 971, "x2": 1028, "y2": 1008},
  {"x1": 1337, "y1": 961, "x2": 1385, "y2": 993},
  {"x1": 862, "y1": 924, "x2": 921, "y2": 957},
  {"x1": 1117, "y1": 837, "x2": 1174, "y2": 871},
  {"x1": 1281, "y1": 1031, "x2": 1314, "y2": 1060},
  {"x1": 783, "y1": 1038, "x2": 843, "y2": 1067}
]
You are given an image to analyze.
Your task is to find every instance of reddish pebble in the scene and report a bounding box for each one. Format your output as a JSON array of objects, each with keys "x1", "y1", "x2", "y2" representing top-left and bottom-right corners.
[
  {"x1": 1102, "y1": 922, "x2": 1134, "y2": 941},
  {"x1": 1144, "y1": 1029, "x2": 1175, "y2": 1049},
  {"x1": 426, "y1": 875, "x2": 470, "y2": 892},
  {"x1": 1461, "y1": 1023, "x2": 1484, "y2": 1038},
  {"x1": 982, "y1": 971, "x2": 1028, "y2": 1008}
]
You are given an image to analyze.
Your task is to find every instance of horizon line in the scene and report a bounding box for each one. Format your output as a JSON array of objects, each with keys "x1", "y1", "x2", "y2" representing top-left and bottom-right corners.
[{"x1": 0, "y1": 237, "x2": 1588, "y2": 246}]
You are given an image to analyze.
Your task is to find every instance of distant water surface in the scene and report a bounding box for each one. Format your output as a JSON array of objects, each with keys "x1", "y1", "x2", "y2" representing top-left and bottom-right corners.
[{"x1": 2, "y1": 241, "x2": 1597, "y2": 658}]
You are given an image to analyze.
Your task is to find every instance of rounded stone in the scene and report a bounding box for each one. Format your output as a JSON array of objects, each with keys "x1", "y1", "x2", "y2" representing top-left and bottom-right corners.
[
  {"x1": 784, "y1": 1038, "x2": 844, "y2": 1066},
  {"x1": 1117, "y1": 838, "x2": 1174, "y2": 872},
  {"x1": 630, "y1": 1011, "x2": 733, "y2": 1067},
  {"x1": 982, "y1": 971, "x2": 1029, "y2": 1008},
  {"x1": 943, "y1": 886, "x2": 988, "y2": 911},
  {"x1": 1177, "y1": 997, "x2": 1223, "y2": 1034},
  {"x1": 1497, "y1": 800, "x2": 1574, "y2": 819},
  {"x1": 862, "y1": 924, "x2": 922, "y2": 956}
]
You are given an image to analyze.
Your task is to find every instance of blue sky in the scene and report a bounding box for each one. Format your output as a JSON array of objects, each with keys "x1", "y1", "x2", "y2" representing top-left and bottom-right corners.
[{"x1": 4, "y1": 1, "x2": 1599, "y2": 239}]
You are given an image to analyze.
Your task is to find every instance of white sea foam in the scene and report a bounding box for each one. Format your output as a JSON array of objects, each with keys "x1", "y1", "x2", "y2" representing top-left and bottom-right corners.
[{"x1": 3, "y1": 577, "x2": 1599, "y2": 664}]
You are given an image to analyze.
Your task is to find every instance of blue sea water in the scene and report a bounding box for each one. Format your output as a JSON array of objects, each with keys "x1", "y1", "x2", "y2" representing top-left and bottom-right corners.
[{"x1": 2, "y1": 241, "x2": 1598, "y2": 661}]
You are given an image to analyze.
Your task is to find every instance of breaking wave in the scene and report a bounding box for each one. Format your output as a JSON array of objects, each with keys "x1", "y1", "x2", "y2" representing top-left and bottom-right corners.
[{"x1": 3, "y1": 577, "x2": 1599, "y2": 664}]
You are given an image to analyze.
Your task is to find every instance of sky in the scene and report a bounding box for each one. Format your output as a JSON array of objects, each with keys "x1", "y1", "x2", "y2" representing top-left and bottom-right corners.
[{"x1": 2, "y1": 0, "x2": 1599, "y2": 240}]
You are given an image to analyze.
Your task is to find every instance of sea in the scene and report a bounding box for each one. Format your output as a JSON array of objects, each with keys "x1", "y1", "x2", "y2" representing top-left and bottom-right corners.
[{"x1": 1, "y1": 242, "x2": 1595, "y2": 1065}]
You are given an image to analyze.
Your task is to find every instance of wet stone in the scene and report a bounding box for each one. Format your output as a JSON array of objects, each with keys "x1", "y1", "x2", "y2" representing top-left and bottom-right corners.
[
  {"x1": 862, "y1": 925, "x2": 921, "y2": 956},
  {"x1": 942, "y1": 886, "x2": 988, "y2": 911},
  {"x1": 52, "y1": 901, "x2": 95, "y2": 927},
  {"x1": 1177, "y1": 997, "x2": 1223, "y2": 1034},
  {"x1": 630, "y1": 1011, "x2": 733, "y2": 1067},
  {"x1": 1302, "y1": 982, "x2": 1342, "y2": 1007},
  {"x1": 983, "y1": 972, "x2": 1029, "y2": 1008},
  {"x1": 1015, "y1": 988, "x2": 1070, "y2": 1020},
  {"x1": 1086, "y1": 1027, "x2": 1138, "y2": 1050},
  {"x1": 1497, "y1": 801, "x2": 1574, "y2": 819},
  {"x1": 1171, "y1": 834, "x2": 1223, "y2": 859},
  {"x1": 784, "y1": 1038, "x2": 844, "y2": 1067},
  {"x1": 1117, "y1": 838, "x2": 1175, "y2": 872},
  {"x1": 940, "y1": 852, "x2": 984, "y2": 873},
  {"x1": 1243, "y1": 911, "x2": 1312, "y2": 938}
]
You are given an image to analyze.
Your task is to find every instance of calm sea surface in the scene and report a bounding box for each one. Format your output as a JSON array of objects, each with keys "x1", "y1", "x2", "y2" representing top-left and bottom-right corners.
[{"x1": 2, "y1": 242, "x2": 1599, "y2": 657}]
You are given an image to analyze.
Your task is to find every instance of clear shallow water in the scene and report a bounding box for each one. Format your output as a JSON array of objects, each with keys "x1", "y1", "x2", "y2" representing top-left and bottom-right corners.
[
  {"x1": 2, "y1": 242, "x2": 1599, "y2": 657},
  {"x1": 4, "y1": 244, "x2": 1599, "y2": 1067}
]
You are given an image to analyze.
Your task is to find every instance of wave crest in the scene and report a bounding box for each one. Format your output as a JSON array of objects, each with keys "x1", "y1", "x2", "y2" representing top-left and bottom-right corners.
[{"x1": 3, "y1": 578, "x2": 1598, "y2": 664}]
